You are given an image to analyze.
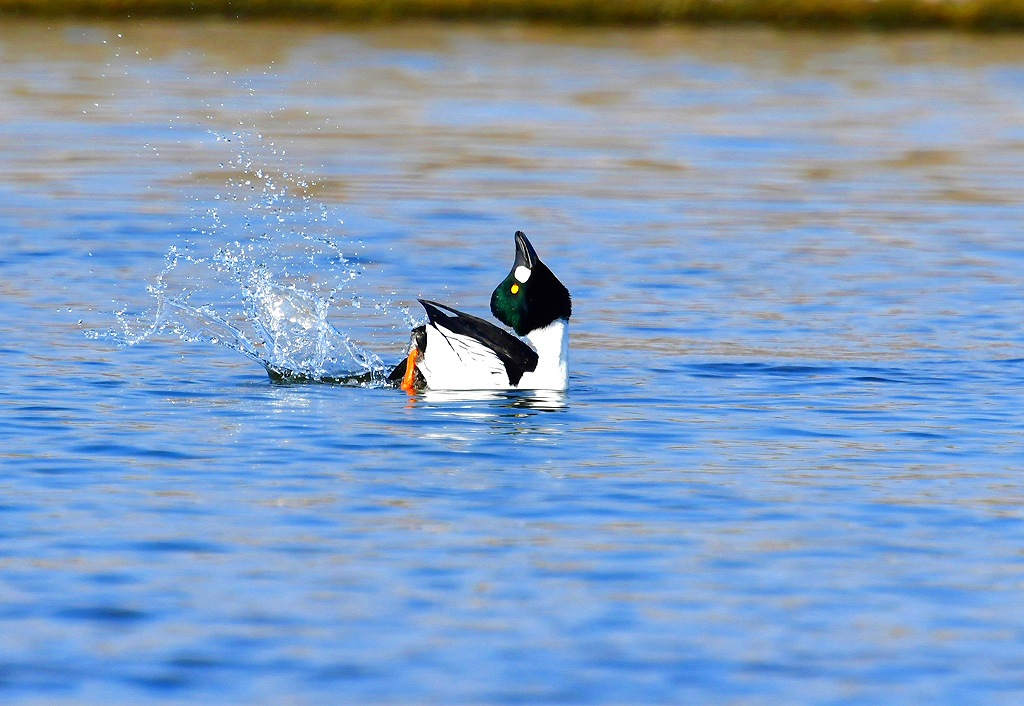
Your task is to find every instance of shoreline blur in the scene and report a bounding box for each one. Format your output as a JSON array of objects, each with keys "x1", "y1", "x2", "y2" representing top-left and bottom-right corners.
[{"x1": 2, "y1": 0, "x2": 1024, "y2": 30}]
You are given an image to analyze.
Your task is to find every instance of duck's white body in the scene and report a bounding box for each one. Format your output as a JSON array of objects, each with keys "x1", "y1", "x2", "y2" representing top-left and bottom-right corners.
[
  {"x1": 418, "y1": 318, "x2": 569, "y2": 391},
  {"x1": 418, "y1": 325, "x2": 508, "y2": 391},
  {"x1": 516, "y1": 319, "x2": 569, "y2": 391}
]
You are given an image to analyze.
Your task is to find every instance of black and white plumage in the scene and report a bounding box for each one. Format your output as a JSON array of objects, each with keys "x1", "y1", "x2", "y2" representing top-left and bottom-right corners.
[{"x1": 388, "y1": 231, "x2": 571, "y2": 392}]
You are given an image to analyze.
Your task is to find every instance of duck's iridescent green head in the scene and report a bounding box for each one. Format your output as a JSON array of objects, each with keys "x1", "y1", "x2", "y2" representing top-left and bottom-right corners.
[{"x1": 490, "y1": 231, "x2": 571, "y2": 337}]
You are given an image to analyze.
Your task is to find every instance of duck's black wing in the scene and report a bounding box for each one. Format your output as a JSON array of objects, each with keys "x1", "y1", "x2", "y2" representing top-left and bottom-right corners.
[{"x1": 418, "y1": 299, "x2": 538, "y2": 386}]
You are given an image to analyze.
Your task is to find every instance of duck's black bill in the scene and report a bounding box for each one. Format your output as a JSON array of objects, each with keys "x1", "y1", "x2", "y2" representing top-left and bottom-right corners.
[{"x1": 514, "y1": 230, "x2": 538, "y2": 269}]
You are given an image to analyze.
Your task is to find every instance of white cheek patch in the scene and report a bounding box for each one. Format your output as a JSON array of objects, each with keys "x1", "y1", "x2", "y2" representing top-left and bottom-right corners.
[{"x1": 514, "y1": 265, "x2": 532, "y2": 283}]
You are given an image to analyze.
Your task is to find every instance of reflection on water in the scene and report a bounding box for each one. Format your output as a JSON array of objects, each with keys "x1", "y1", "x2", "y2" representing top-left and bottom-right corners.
[
  {"x1": 416, "y1": 388, "x2": 568, "y2": 410},
  {"x1": 3, "y1": 18, "x2": 1024, "y2": 705}
]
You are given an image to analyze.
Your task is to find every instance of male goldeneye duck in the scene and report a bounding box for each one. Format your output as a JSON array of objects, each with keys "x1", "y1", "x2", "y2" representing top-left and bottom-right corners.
[{"x1": 388, "y1": 231, "x2": 571, "y2": 392}]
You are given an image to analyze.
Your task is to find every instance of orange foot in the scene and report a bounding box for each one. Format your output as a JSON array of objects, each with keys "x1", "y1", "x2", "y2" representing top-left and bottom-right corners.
[{"x1": 400, "y1": 348, "x2": 420, "y2": 393}]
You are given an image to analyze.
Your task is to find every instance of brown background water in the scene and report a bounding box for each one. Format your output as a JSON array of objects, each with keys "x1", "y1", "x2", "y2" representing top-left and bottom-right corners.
[{"x1": 2, "y1": 20, "x2": 1024, "y2": 703}]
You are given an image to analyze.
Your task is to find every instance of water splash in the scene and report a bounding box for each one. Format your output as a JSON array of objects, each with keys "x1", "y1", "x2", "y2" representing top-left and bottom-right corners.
[{"x1": 90, "y1": 131, "x2": 399, "y2": 386}]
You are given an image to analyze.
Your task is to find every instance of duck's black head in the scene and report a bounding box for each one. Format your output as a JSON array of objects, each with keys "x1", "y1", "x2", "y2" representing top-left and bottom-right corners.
[{"x1": 490, "y1": 231, "x2": 571, "y2": 337}]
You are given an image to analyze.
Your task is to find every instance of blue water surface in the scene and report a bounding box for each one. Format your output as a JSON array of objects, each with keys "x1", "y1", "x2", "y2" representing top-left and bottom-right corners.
[{"x1": 2, "y1": 20, "x2": 1024, "y2": 704}]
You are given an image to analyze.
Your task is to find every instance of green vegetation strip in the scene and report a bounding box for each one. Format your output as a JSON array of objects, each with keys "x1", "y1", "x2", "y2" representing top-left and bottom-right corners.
[{"x1": 4, "y1": 0, "x2": 1024, "y2": 28}]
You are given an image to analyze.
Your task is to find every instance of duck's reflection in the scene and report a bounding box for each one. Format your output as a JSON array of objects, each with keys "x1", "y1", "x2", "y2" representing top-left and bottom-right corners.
[
  {"x1": 414, "y1": 388, "x2": 568, "y2": 411},
  {"x1": 403, "y1": 388, "x2": 570, "y2": 442}
]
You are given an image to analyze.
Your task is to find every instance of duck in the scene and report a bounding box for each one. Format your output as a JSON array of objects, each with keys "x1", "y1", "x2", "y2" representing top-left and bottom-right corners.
[{"x1": 388, "y1": 231, "x2": 571, "y2": 392}]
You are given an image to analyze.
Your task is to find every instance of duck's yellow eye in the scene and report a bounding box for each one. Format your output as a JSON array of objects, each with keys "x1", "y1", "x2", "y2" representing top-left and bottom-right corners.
[{"x1": 511, "y1": 283, "x2": 520, "y2": 295}]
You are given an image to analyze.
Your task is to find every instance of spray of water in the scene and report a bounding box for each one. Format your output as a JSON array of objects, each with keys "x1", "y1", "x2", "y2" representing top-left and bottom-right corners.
[{"x1": 89, "y1": 131, "x2": 402, "y2": 386}]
